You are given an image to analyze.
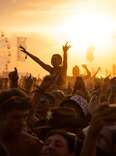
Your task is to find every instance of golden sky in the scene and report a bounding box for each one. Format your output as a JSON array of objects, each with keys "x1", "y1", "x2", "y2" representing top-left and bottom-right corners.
[{"x1": 0, "y1": 0, "x2": 116, "y2": 77}]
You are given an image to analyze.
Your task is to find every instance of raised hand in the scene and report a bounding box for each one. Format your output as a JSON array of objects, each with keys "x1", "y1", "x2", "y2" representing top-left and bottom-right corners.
[
  {"x1": 88, "y1": 91, "x2": 109, "y2": 115},
  {"x1": 88, "y1": 94, "x2": 100, "y2": 115},
  {"x1": 19, "y1": 45, "x2": 27, "y2": 53},
  {"x1": 90, "y1": 105, "x2": 116, "y2": 135},
  {"x1": 82, "y1": 64, "x2": 87, "y2": 68},
  {"x1": 62, "y1": 42, "x2": 71, "y2": 52}
]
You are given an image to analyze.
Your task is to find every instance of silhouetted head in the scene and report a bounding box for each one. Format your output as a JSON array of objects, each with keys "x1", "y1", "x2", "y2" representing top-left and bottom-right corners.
[
  {"x1": 73, "y1": 77, "x2": 87, "y2": 95},
  {"x1": 72, "y1": 66, "x2": 80, "y2": 77},
  {"x1": 51, "y1": 54, "x2": 62, "y2": 67},
  {"x1": 0, "y1": 88, "x2": 31, "y2": 135}
]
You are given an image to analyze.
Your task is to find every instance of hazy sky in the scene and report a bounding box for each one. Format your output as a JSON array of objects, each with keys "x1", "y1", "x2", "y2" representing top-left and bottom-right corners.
[
  {"x1": 1, "y1": 0, "x2": 116, "y2": 31},
  {"x1": 0, "y1": 0, "x2": 116, "y2": 77},
  {"x1": 1, "y1": 0, "x2": 77, "y2": 31}
]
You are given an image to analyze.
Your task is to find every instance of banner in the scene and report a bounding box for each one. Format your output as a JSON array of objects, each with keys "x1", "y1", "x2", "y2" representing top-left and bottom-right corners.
[{"x1": 17, "y1": 37, "x2": 27, "y2": 61}]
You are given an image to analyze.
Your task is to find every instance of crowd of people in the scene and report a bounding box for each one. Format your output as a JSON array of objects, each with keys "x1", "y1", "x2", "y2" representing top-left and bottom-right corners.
[{"x1": 0, "y1": 43, "x2": 115, "y2": 156}]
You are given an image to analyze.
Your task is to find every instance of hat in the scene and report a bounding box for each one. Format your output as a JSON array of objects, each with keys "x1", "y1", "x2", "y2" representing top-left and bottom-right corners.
[
  {"x1": 47, "y1": 107, "x2": 79, "y2": 129},
  {"x1": 70, "y1": 95, "x2": 88, "y2": 116}
]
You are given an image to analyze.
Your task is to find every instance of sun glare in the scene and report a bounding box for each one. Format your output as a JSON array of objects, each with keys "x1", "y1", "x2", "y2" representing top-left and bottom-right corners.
[{"x1": 56, "y1": 13, "x2": 114, "y2": 57}]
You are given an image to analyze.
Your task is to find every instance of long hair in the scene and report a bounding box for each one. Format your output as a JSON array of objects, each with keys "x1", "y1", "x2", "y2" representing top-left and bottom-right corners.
[{"x1": 73, "y1": 77, "x2": 89, "y2": 102}]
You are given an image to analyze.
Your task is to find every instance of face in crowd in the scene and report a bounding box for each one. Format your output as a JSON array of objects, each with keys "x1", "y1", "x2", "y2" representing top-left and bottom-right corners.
[
  {"x1": 1, "y1": 109, "x2": 29, "y2": 135},
  {"x1": 41, "y1": 130, "x2": 77, "y2": 156},
  {"x1": 0, "y1": 89, "x2": 31, "y2": 136}
]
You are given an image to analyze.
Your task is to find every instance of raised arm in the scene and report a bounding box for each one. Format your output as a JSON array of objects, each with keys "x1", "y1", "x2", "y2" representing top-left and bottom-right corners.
[
  {"x1": 80, "y1": 127, "x2": 97, "y2": 156},
  {"x1": 19, "y1": 46, "x2": 52, "y2": 73},
  {"x1": 81, "y1": 105, "x2": 116, "y2": 156},
  {"x1": 62, "y1": 42, "x2": 71, "y2": 71},
  {"x1": 82, "y1": 64, "x2": 91, "y2": 79},
  {"x1": 92, "y1": 67, "x2": 101, "y2": 78}
]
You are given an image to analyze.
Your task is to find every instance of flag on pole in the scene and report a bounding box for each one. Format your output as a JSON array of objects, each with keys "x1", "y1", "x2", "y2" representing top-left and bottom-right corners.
[{"x1": 17, "y1": 37, "x2": 27, "y2": 61}]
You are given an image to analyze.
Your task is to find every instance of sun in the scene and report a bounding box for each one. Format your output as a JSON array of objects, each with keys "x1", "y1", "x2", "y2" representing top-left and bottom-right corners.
[{"x1": 55, "y1": 13, "x2": 114, "y2": 57}]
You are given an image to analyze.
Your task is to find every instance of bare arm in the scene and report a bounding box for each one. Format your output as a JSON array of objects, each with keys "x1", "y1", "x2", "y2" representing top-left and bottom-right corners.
[
  {"x1": 80, "y1": 127, "x2": 97, "y2": 156},
  {"x1": 80, "y1": 107, "x2": 103, "y2": 156},
  {"x1": 19, "y1": 46, "x2": 52, "y2": 73},
  {"x1": 82, "y1": 64, "x2": 91, "y2": 79},
  {"x1": 92, "y1": 67, "x2": 101, "y2": 78},
  {"x1": 62, "y1": 42, "x2": 71, "y2": 72},
  {"x1": 81, "y1": 105, "x2": 116, "y2": 156}
]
